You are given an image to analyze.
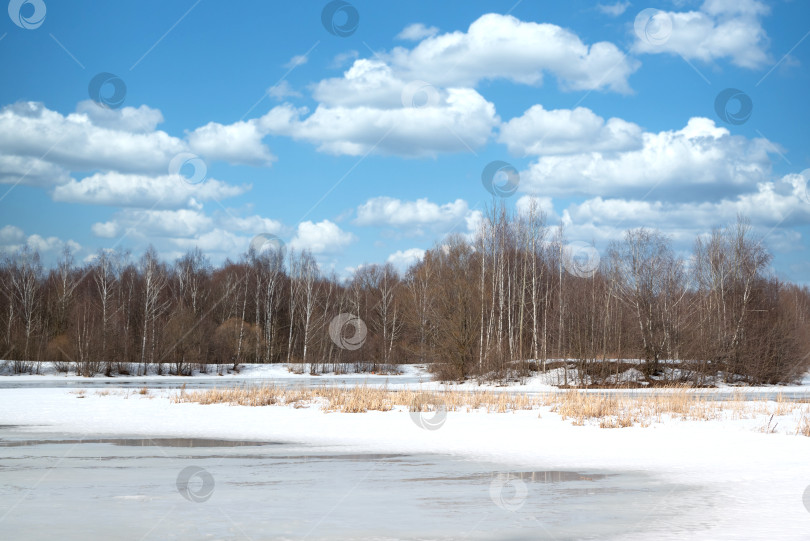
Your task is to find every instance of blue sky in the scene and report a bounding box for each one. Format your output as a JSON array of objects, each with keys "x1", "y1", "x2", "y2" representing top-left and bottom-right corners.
[{"x1": 1, "y1": 0, "x2": 809, "y2": 282}]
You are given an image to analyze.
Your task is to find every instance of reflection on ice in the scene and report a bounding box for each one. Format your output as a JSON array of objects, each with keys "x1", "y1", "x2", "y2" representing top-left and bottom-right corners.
[
  {"x1": 0, "y1": 437, "x2": 277, "y2": 448},
  {"x1": 0, "y1": 429, "x2": 714, "y2": 540},
  {"x1": 407, "y1": 470, "x2": 609, "y2": 483}
]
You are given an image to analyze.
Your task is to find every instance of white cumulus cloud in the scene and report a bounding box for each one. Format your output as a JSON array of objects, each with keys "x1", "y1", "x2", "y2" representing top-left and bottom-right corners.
[
  {"x1": 52, "y1": 172, "x2": 248, "y2": 208},
  {"x1": 499, "y1": 105, "x2": 643, "y2": 156},
  {"x1": 387, "y1": 248, "x2": 426, "y2": 270},
  {"x1": 387, "y1": 13, "x2": 638, "y2": 93},
  {"x1": 632, "y1": 0, "x2": 771, "y2": 69},
  {"x1": 187, "y1": 119, "x2": 276, "y2": 166},
  {"x1": 520, "y1": 117, "x2": 775, "y2": 201},
  {"x1": 290, "y1": 220, "x2": 355, "y2": 254},
  {"x1": 356, "y1": 196, "x2": 479, "y2": 235}
]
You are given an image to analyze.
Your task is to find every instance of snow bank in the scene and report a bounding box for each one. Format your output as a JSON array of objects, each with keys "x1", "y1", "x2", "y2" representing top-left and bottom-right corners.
[{"x1": 0, "y1": 361, "x2": 425, "y2": 381}]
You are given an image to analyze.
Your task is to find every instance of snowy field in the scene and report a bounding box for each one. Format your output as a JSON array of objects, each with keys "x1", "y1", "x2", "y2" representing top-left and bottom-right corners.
[{"x1": 1, "y1": 366, "x2": 809, "y2": 539}]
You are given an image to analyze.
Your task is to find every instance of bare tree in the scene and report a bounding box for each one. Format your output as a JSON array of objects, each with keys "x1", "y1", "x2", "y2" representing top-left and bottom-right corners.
[
  {"x1": 608, "y1": 229, "x2": 685, "y2": 376},
  {"x1": 255, "y1": 248, "x2": 284, "y2": 363},
  {"x1": 53, "y1": 245, "x2": 79, "y2": 336},
  {"x1": 3, "y1": 246, "x2": 43, "y2": 371},
  {"x1": 92, "y1": 249, "x2": 120, "y2": 375},
  {"x1": 693, "y1": 216, "x2": 771, "y2": 380},
  {"x1": 139, "y1": 247, "x2": 170, "y2": 374}
]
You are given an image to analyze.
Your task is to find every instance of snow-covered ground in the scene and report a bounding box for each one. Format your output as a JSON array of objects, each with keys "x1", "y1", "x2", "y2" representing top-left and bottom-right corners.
[
  {"x1": 1, "y1": 384, "x2": 809, "y2": 539},
  {"x1": 0, "y1": 361, "x2": 424, "y2": 381},
  {"x1": 3, "y1": 361, "x2": 809, "y2": 394}
]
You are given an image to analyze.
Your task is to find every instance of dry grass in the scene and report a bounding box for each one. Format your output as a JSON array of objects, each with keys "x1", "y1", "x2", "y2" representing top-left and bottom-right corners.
[
  {"x1": 542, "y1": 388, "x2": 810, "y2": 431},
  {"x1": 542, "y1": 388, "x2": 717, "y2": 427},
  {"x1": 169, "y1": 384, "x2": 810, "y2": 436},
  {"x1": 797, "y1": 407, "x2": 810, "y2": 437},
  {"x1": 172, "y1": 385, "x2": 537, "y2": 414}
]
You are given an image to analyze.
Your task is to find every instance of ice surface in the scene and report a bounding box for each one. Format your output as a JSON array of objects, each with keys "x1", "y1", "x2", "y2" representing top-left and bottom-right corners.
[{"x1": 0, "y1": 428, "x2": 712, "y2": 540}]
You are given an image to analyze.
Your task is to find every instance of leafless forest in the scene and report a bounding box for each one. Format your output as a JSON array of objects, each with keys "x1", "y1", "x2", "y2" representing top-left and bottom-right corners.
[{"x1": 2, "y1": 204, "x2": 808, "y2": 385}]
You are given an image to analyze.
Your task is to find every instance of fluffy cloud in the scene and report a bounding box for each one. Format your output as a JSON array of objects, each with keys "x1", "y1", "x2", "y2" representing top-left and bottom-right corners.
[
  {"x1": 312, "y1": 59, "x2": 411, "y2": 108},
  {"x1": 92, "y1": 208, "x2": 284, "y2": 240},
  {"x1": 499, "y1": 105, "x2": 643, "y2": 156},
  {"x1": 75, "y1": 100, "x2": 164, "y2": 133},
  {"x1": 0, "y1": 100, "x2": 270, "y2": 217},
  {"x1": 0, "y1": 101, "x2": 186, "y2": 175},
  {"x1": 520, "y1": 117, "x2": 775, "y2": 201},
  {"x1": 632, "y1": 0, "x2": 771, "y2": 69},
  {"x1": 290, "y1": 220, "x2": 355, "y2": 254},
  {"x1": 251, "y1": 12, "x2": 639, "y2": 159},
  {"x1": 0, "y1": 154, "x2": 71, "y2": 187},
  {"x1": 0, "y1": 100, "x2": 274, "y2": 180},
  {"x1": 193, "y1": 13, "x2": 638, "y2": 160},
  {"x1": 27, "y1": 235, "x2": 81, "y2": 255},
  {"x1": 52, "y1": 172, "x2": 248, "y2": 208},
  {"x1": 0, "y1": 225, "x2": 80, "y2": 256},
  {"x1": 387, "y1": 13, "x2": 638, "y2": 93},
  {"x1": 166, "y1": 228, "x2": 256, "y2": 256},
  {"x1": 323, "y1": 13, "x2": 639, "y2": 99},
  {"x1": 89, "y1": 207, "x2": 286, "y2": 263},
  {"x1": 174, "y1": 57, "x2": 499, "y2": 159},
  {"x1": 263, "y1": 86, "x2": 498, "y2": 157},
  {"x1": 515, "y1": 195, "x2": 557, "y2": 220},
  {"x1": 356, "y1": 196, "x2": 481, "y2": 235},
  {"x1": 219, "y1": 214, "x2": 285, "y2": 236},
  {"x1": 0, "y1": 225, "x2": 25, "y2": 244},
  {"x1": 546, "y1": 171, "x2": 810, "y2": 257},
  {"x1": 387, "y1": 248, "x2": 426, "y2": 269},
  {"x1": 91, "y1": 209, "x2": 214, "y2": 238},
  {"x1": 187, "y1": 119, "x2": 276, "y2": 166}
]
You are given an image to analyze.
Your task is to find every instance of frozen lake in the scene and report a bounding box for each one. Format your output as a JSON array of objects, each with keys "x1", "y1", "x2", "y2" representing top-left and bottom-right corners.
[
  {"x1": 0, "y1": 375, "x2": 807, "y2": 402},
  {"x1": 0, "y1": 427, "x2": 714, "y2": 540},
  {"x1": 0, "y1": 374, "x2": 427, "y2": 390}
]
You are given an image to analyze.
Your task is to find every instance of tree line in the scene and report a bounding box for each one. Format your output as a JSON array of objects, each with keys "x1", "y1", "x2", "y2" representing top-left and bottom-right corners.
[{"x1": 1, "y1": 205, "x2": 808, "y2": 384}]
